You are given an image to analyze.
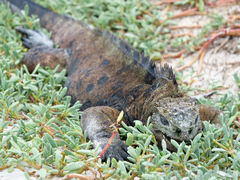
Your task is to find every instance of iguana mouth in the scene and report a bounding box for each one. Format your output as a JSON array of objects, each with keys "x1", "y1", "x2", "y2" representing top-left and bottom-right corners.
[
  {"x1": 153, "y1": 128, "x2": 193, "y2": 151},
  {"x1": 163, "y1": 133, "x2": 191, "y2": 145},
  {"x1": 160, "y1": 133, "x2": 192, "y2": 151}
]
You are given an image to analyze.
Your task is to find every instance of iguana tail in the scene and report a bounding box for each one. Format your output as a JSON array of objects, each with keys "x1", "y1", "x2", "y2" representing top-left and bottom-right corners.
[
  {"x1": 3, "y1": 0, "x2": 170, "y2": 80},
  {"x1": 3, "y1": 0, "x2": 89, "y2": 47},
  {"x1": 3, "y1": 0, "x2": 58, "y2": 27}
]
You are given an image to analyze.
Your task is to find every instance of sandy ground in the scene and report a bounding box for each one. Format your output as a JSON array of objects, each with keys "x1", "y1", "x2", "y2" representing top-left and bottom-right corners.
[
  {"x1": 160, "y1": 4, "x2": 240, "y2": 96},
  {"x1": 0, "y1": 169, "x2": 30, "y2": 180},
  {"x1": 1, "y1": 2, "x2": 239, "y2": 180}
]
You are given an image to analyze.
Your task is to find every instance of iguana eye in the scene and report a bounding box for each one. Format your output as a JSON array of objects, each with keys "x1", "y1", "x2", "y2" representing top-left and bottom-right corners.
[{"x1": 159, "y1": 114, "x2": 169, "y2": 126}]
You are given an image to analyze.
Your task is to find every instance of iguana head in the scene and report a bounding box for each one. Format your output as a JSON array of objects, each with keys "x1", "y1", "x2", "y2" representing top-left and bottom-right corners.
[
  {"x1": 147, "y1": 64, "x2": 202, "y2": 149},
  {"x1": 151, "y1": 96, "x2": 202, "y2": 148}
]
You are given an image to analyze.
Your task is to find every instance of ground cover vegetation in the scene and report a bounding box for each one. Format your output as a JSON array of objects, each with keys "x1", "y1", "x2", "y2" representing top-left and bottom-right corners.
[{"x1": 0, "y1": 0, "x2": 239, "y2": 179}]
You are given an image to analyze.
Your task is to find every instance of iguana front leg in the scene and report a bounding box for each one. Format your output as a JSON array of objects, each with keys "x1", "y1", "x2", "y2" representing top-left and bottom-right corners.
[
  {"x1": 81, "y1": 106, "x2": 128, "y2": 161},
  {"x1": 199, "y1": 104, "x2": 221, "y2": 124},
  {"x1": 17, "y1": 28, "x2": 70, "y2": 72}
]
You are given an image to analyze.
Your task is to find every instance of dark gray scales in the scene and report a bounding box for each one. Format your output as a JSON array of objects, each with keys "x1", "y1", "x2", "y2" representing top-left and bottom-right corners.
[
  {"x1": 86, "y1": 84, "x2": 94, "y2": 94},
  {"x1": 97, "y1": 75, "x2": 109, "y2": 85},
  {"x1": 99, "y1": 59, "x2": 110, "y2": 67}
]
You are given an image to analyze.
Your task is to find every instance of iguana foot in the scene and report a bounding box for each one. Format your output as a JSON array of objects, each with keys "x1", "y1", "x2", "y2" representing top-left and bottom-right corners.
[
  {"x1": 81, "y1": 106, "x2": 129, "y2": 161},
  {"x1": 101, "y1": 135, "x2": 128, "y2": 161},
  {"x1": 199, "y1": 104, "x2": 221, "y2": 124},
  {"x1": 16, "y1": 27, "x2": 54, "y2": 48},
  {"x1": 17, "y1": 27, "x2": 70, "y2": 72}
]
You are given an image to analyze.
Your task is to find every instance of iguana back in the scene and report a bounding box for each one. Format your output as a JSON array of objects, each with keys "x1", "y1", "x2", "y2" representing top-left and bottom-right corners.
[{"x1": 7, "y1": 0, "x2": 158, "y2": 110}]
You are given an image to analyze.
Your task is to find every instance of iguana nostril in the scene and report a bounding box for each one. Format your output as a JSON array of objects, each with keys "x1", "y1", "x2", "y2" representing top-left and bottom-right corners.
[
  {"x1": 188, "y1": 128, "x2": 192, "y2": 135},
  {"x1": 175, "y1": 128, "x2": 181, "y2": 135}
]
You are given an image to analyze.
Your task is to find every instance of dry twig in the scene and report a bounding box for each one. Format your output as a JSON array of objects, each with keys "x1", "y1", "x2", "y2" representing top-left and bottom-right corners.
[
  {"x1": 177, "y1": 27, "x2": 240, "y2": 73},
  {"x1": 172, "y1": 8, "x2": 198, "y2": 18},
  {"x1": 205, "y1": 0, "x2": 237, "y2": 7},
  {"x1": 64, "y1": 174, "x2": 95, "y2": 180},
  {"x1": 162, "y1": 49, "x2": 186, "y2": 59},
  {"x1": 153, "y1": 0, "x2": 180, "y2": 5},
  {"x1": 170, "y1": 25, "x2": 202, "y2": 30},
  {"x1": 174, "y1": 33, "x2": 198, "y2": 38}
]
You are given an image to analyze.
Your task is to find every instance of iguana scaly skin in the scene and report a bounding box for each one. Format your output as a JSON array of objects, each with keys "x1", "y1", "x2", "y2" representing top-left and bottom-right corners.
[{"x1": 4, "y1": 0, "x2": 220, "y2": 160}]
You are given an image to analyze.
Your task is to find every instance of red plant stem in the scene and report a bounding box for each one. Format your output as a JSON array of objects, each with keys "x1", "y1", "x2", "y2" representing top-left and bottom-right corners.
[
  {"x1": 174, "y1": 33, "x2": 197, "y2": 38},
  {"x1": 203, "y1": 28, "x2": 240, "y2": 50},
  {"x1": 177, "y1": 27, "x2": 240, "y2": 72},
  {"x1": 64, "y1": 174, "x2": 95, "y2": 180},
  {"x1": 231, "y1": 24, "x2": 240, "y2": 28},
  {"x1": 206, "y1": 0, "x2": 237, "y2": 7},
  {"x1": 97, "y1": 131, "x2": 118, "y2": 160},
  {"x1": 96, "y1": 111, "x2": 124, "y2": 160},
  {"x1": 154, "y1": 0, "x2": 180, "y2": 5},
  {"x1": 172, "y1": 8, "x2": 197, "y2": 18},
  {"x1": 237, "y1": 116, "x2": 240, "y2": 122},
  {"x1": 170, "y1": 25, "x2": 202, "y2": 30},
  {"x1": 163, "y1": 49, "x2": 186, "y2": 59},
  {"x1": 233, "y1": 117, "x2": 240, "y2": 128},
  {"x1": 197, "y1": 49, "x2": 206, "y2": 74}
]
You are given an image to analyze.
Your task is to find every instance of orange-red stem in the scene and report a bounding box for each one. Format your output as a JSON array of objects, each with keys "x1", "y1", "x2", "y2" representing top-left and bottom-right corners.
[{"x1": 97, "y1": 131, "x2": 118, "y2": 160}]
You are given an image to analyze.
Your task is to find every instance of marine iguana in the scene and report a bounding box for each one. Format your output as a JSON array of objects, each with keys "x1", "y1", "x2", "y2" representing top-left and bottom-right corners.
[{"x1": 4, "y1": 0, "x2": 220, "y2": 161}]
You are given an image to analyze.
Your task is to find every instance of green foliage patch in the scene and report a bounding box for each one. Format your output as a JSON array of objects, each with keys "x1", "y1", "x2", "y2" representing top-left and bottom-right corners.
[
  {"x1": 34, "y1": 0, "x2": 226, "y2": 60},
  {"x1": 0, "y1": 0, "x2": 239, "y2": 179}
]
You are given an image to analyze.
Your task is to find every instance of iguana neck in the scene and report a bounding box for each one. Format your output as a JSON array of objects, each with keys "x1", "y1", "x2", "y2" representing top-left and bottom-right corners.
[
  {"x1": 124, "y1": 83, "x2": 157, "y2": 124},
  {"x1": 124, "y1": 79, "x2": 182, "y2": 124}
]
